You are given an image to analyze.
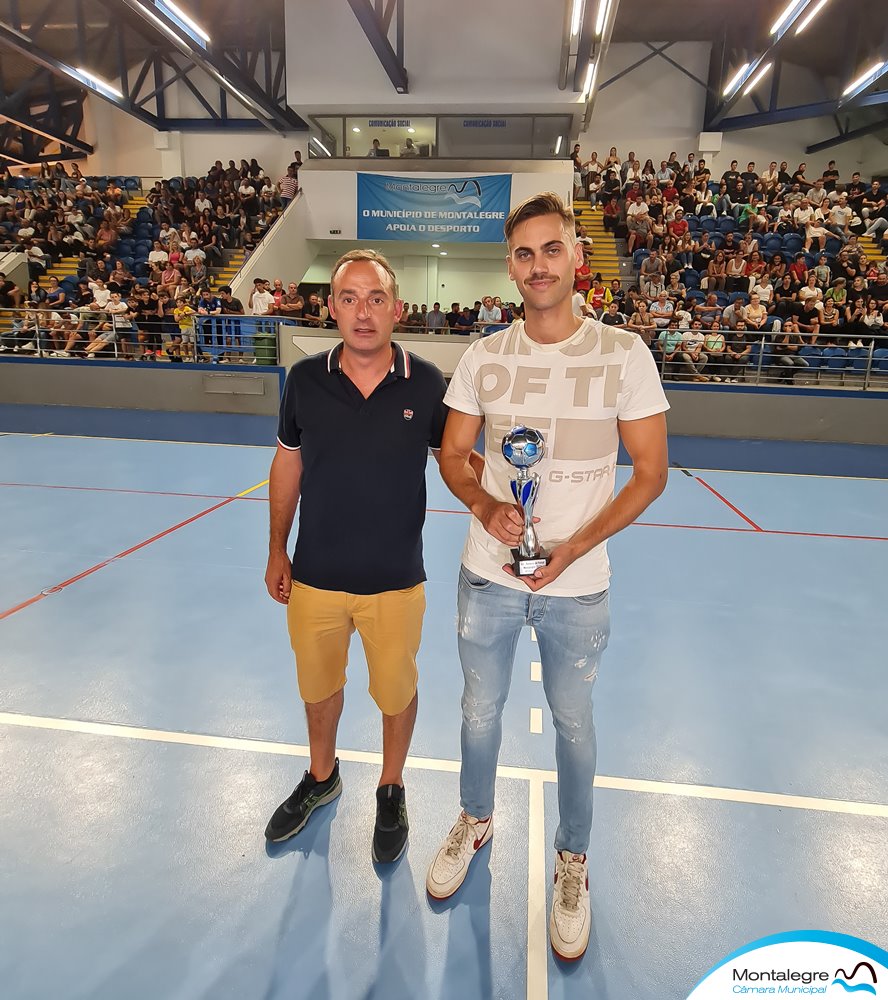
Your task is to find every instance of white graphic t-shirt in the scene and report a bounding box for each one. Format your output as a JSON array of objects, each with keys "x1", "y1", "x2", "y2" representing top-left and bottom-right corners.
[{"x1": 444, "y1": 319, "x2": 669, "y2": 597}]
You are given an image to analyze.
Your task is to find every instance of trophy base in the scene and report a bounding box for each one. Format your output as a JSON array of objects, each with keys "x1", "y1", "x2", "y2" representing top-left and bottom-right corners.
[{"x1": 511, "y1": 550, "x2": 548, "y2": 577}]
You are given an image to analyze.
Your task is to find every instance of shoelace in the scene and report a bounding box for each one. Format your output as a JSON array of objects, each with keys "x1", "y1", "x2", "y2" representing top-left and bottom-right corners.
[
  {"x1": 444, "y1": 814, "x2": 473, "y2": 859},
  {"x1": 377, "y1": 792, "x2": 401, "y2": 829},
  {"x1": 557, "y1": 855, "x2": 585, "y2": 911}
]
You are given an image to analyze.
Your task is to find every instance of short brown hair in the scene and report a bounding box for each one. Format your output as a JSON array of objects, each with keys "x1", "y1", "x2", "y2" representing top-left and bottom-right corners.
[
  {"x1": 504, "y1": 191, "x2": 576, "y2": 245},
  {"x1": 330, "y1": 248, "x2": 398, "y2": 297}
]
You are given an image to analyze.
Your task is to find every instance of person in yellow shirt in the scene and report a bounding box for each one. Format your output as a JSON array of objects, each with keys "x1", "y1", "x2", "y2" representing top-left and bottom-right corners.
[{"x1": 172, "y1": 293, "x2": 196, "y2": 361}]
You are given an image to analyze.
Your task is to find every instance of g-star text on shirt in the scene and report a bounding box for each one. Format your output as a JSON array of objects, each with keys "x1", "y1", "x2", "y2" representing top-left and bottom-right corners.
[{"x1": 549, "y1": 465, "x2": 613, "y2": 483}]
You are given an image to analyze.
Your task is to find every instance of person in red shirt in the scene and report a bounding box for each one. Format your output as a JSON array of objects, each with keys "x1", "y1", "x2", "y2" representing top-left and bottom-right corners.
[
  {"x1": 574, "y1": 256, "x2": 592, "y2": 295},
  {"x1": 667, "y1": 209, "x2": 689, "y2": 240},
  {"x1": 662, "y1": 184, "x2": 679, "y2": 203},
  {"x1": 789, "y1": 254, "x2": 808, "y2": 284}
]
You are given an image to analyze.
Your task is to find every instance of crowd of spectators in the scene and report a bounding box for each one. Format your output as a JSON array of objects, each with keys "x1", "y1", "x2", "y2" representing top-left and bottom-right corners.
[
  {"x1": 0, "y1": 152, "x2": 304, "y2": 360},
  {"x1": 569, "y1": 147, "x2": 888, "y2": 381}
]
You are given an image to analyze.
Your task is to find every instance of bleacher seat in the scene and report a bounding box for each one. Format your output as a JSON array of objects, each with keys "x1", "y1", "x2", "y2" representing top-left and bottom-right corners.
[
  {"x1": 717, "y1": 218, "x2": 736, "y2": 233},
  {"x1": 700, "y1": 218, "x2": 717, "y2": 233}
]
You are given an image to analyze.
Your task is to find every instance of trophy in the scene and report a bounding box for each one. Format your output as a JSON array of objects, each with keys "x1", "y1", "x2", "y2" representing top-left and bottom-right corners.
[{"x1": 501, "y1": 426, "x2": 548, "y2": 577}]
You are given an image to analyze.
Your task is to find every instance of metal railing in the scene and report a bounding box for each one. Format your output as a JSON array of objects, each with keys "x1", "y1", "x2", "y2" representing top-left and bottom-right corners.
[
  {"x1": 3, "y1": 307, "x2": 887, "y2": 388},
  {"x1": 648, "y1": 326, "x2": 888, "y2": 389},
  {"x1": 0, "y1": 306, "x2": 281, "y2": 365}
]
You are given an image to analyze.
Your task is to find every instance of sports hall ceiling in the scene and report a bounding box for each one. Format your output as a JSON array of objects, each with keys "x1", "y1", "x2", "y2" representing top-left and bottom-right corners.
[{"x1": 1, "y1": 0, "x2": 887, "y2": 156}]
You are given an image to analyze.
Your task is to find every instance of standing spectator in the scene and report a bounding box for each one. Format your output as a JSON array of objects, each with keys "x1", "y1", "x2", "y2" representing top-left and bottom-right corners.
[
  {"x1": 278, "y1": 166, "x2": 299, "y2": 207},
  {"x1": 426, "y1": 302, "x2": 447, "y2": 332},
  {"x1": 249, "y1": 277, "x2": 275, "y2": 316}
]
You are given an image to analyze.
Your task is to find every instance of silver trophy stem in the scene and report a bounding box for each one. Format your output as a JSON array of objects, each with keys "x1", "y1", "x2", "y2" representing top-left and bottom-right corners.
[{"x1": 513, "y1": 469, "x2": 541, "y2": 558}]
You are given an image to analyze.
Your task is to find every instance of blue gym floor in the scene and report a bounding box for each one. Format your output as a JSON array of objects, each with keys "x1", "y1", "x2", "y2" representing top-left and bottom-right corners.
[{"x1": 1, "y1": 430, "x2": 887, "y2": 1000}]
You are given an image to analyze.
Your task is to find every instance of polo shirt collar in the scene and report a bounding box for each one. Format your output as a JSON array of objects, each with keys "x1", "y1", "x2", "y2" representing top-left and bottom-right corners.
[{"x1": 326, "y1": 341, "x2": 411, "y2": 378}]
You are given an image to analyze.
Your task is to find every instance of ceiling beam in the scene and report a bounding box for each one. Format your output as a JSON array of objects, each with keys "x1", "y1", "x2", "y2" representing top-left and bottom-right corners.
[
  {"x1": 720, "y1": 90, "x2": 888, "y2": 131},
  {"x1": 806, "y1": 116, "x2": 888, "y2": 154},
  {"x1": 346, "y1": 0, "x2": 408, "y2": 93}
]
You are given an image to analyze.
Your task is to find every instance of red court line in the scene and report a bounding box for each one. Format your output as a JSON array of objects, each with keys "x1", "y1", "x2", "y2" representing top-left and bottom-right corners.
[
  {"x1": 425, "y1": 508, "x2": 888, "y2": 542},
  {"x1": 0, "y1": 482, "x2": 267, "y2": 501},
  {"x1": 0, "y1": 496, "x2": 237, "y2": 622},
  {"x1": 693, "y1": 476, "x2": 764, "y2": 531}
]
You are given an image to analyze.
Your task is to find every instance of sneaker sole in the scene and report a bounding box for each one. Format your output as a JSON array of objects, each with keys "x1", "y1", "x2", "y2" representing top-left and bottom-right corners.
[
  {"x1": 265, "y1": 780, "x2": 342, "y2": 843},
  {"x1": 372, "y1": 834, "x2": 408, "y2": 865},
  {"x1": 426, "y1": 825, "x2": 494, "y2": 900},
  {"x1": 550, "y1": 915, "x2": 590, "y2": 961}
]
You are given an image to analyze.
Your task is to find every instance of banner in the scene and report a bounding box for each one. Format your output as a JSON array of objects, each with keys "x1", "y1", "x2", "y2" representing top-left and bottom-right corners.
[{"x1": 357, "y1": 173, "x2": 512, "y2": 243}]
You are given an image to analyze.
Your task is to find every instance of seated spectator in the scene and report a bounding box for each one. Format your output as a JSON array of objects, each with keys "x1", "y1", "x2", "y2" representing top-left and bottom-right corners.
[
  {"x1": 628, "y1": 299, "x2": 656, "y2": 345},
  {"x1": 600, "y1": 300, "x2": 627, "y2": 326},
  {"x1": 650, "y1": 290, "x2": 675, "y2": 328},
  {"x1": 722, "y1": 321, "x2": 752, "y2": 382}
]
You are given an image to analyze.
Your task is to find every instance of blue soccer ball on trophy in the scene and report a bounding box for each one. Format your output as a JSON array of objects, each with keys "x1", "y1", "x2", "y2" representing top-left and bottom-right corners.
[{"x1": 501, "y1": 425, "x2": 546, "y2": 469}]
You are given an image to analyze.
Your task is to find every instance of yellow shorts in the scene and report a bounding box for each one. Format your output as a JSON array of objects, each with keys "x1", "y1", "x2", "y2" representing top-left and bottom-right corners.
[{"x1": 286, "y1": 581, "x2": 426, "y2": 716}]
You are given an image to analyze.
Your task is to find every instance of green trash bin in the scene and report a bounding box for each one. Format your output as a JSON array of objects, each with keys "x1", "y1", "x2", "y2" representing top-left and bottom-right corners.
[{"x1": 253, "y1": 331, "x2": 277, "y2": 365}]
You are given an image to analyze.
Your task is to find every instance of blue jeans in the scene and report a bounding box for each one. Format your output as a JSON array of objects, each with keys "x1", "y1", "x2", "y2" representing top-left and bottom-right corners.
[{"x1": 456, "y1": 566, "x2": 610, "y2": 854}]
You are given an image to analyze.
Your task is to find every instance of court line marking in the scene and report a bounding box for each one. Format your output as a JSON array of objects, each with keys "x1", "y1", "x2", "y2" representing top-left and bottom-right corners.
[
  {"x1": 530, "y1": 661, "x2": 542, "y2": 682},
  {"x1": 4, "y1": 434, "x2": 886, "y2": 481},
  {"x1": 527, "y1": 776, "x2": 548, "y2": 1000},
  {"x1": 529, "y1": 708, "x2": 543, "y2": 734},
  {"x1": 2, "y1": 484, "x2": 884, "y2": 542},
  {"x1": 0, "y1": 432, "x2": 271, "y2": 449},
  {"x1": 2, "y1": 712, "x2": 887, "y2": 818},
  {"x1": 693, "y1": 475, "x2": 764, "y2": 531},
  {"x1": 0, "y1": 478, "x2": 269, "y2": 621}
]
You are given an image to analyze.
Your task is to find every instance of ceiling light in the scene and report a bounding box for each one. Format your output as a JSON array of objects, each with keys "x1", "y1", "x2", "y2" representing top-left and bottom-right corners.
[
  {"x1": 743, "y1": 62, "x2": 773, "y2": 96},
  {"x1": 159, "y1": 0, "x2": 211, "y2": 43},
  {"x1": 439, "y1": 251, "x2": 447, "y2": 256},
  {"x1": 843, "y1": 60, "x2": 886, "y2": 96},
  {"x1": 570, "y1": 0, "x2": 584, "y2": 37},
  {"x1": 795, "y1": 0, "x2": 829, "y2": 33},
  {"x1": 352, "y1": 126, "x2": 361, "y2": 133},
  {"x1": 131, "y1": 0, "x2": 187, "y2": 45},
  {"x1": 311, "y1": 136, "x2": 331, "y2": 157},
  {"x1": 407, "y1": 127, "x2": 415, "y2": 133},
  {"x1": 75, "y1": 66, "x2": 124, "y2": 99},
  {"x1": 582, "y1": 60, "x2": 597, "y2": 98},
  {"x1": 722, "y1": 62, "x2": 750, "y2": 96},
  {"x1": 594, "y1": 0, "x2": 611, "y2": 37},
  {"x1": 555, "y1": 135, "x2": 563, "y2": 155},
  {"x1": 431, "y1": 243, "x2": 440, "y2": 248},
  {"x1": 770, "y1": 0, "x2": 806, "y2": 35}
]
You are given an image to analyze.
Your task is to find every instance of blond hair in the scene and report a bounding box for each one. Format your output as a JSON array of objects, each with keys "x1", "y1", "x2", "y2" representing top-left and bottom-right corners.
[
  {"x1": 504, "y1": 191, "x2": 576, "y2": 245},
  {"x1": 330, "y1": 248, "x2": 399, "y2": 297}
]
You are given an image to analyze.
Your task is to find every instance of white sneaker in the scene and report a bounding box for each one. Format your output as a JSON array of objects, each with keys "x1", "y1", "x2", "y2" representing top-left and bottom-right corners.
[
  {"x1": 550, "y1": 850, "x2": 590, "y2": 960},
  {"x1": 19, "y1": 342, "x2": 37, "y2": 352},
  {"x1": 426, "y1": 811, "x2": 493, "y2": 899}
]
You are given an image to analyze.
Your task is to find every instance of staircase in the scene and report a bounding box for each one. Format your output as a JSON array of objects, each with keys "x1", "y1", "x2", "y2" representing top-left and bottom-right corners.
[
  {"x1": 858, "y1": 232, "x2": 886, "y2": 268},
  {"x1": 573, "y1": 198, "x2": 621, "y2": 283},
  {"x1": 209, "y1": 248, "x2": 246, "y2": 288}
]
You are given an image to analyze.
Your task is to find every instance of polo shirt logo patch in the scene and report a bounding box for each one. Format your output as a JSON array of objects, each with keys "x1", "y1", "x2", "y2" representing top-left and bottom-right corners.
[{"x1": 403, "y1": 408, "x2": 414, "y2": 420}]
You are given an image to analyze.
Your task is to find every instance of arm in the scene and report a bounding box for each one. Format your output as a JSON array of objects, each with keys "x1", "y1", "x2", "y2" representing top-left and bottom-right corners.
[
  {"x1": 265, "y1": 445, "x2": 303, "y2": 604},
  {"x1": 520, "y1": 413, "x2": 668, "y2": 592},
  {"x1": 439, "y1": 410, "x2": 525, "y2": 547}
]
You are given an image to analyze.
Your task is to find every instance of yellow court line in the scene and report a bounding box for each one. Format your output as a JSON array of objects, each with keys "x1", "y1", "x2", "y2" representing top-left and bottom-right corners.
[
  {"x1": 236, "y1": 479, "x2": 268, "y2": 497},
  {"x1": 2, "y1": 711, "x2": 887, "y2": 819}
]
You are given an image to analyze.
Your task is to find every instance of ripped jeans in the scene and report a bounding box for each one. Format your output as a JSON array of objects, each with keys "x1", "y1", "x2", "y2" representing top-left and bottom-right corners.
[{"x1": 457, "y1": 565, "x2": 610, "y2": 854}]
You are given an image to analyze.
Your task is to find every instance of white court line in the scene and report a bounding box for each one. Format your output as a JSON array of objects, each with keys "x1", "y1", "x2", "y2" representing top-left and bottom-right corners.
[
  {"x1": 2, "y1": 711, "x2": 887, "y2": 817},
  {"x1": 681, "y1": 466, "x2": 888, "y2": 483},
  {"x1": 529, "y1": 709, "x2": 543, "y2": 734},
  {"x1": 0, "y1": 432, "x2": 272, "y2": 449},
  {"x1": 530, "y1": 627, "x2": 537, "y2": 642},
  {"x1": 530, "y1": 661, "x2": 542, "y2": 682},
  {"x1": 527, "y1": 776, "x2": 548, "y2": 1000}
]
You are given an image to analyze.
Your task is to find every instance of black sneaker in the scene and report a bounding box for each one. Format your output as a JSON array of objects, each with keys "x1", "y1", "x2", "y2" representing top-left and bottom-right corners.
[
  {"x1": 264, "y1": 760, "x2": 342, "y2": 843},
  {"x1": 372, "y1": 784, "x2": 409, "y2": 863}
]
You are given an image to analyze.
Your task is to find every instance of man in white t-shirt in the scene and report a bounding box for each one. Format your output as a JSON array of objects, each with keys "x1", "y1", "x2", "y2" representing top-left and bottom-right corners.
[
  {"x1": 249, "y1": 278, "x2": 275, "y2": 316},
  {"x1": 426, "y1": 192, "x2": 669, "y2": 961}
]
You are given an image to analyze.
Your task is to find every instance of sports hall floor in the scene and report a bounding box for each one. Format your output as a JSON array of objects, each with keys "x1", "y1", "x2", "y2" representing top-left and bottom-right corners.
[{"x1": 1, "y1": 415, "x2": 887, "y2": 1000}]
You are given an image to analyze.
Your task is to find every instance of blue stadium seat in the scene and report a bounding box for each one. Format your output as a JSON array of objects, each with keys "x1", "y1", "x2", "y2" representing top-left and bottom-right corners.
[
  {"x1": 700, "y1": 218, "x2": 717, "y2": 233},
  {"x1": 715, "y1": 292, "x2": 729, "y2": 307},
  {"x1": 633, "y1": 249, "x2": 650, "y2": 268},
  {"x1": 136, "y1": 208, "x2": 153, "y2": 223},
  {"x1": 782, "y1": 234, "x2": 803, "y2": 254},
  {"x1": 685, "y1": 215, "x2": 701, "y2": 230},
  {"x1": 686, "y1": 290, "x2": 706, "y2": 303},
  {"x1": 125, "y1": 177, "x2": 140, "y2": 190},
  {"x1": 728, "y1": 292, "x2": 749, "y2": 305},
  {"x1": 825, "y1": 237, "x2": 842, "y2": 255},
  {"x1": 717, "y1": 217, "x2": 736, "y2": 233},
  {"x1": 683, "y1": 270, "x2": 701, "y2": 289},
  {"x1": 763, "y1": 235, "x2": 783, "y2": 256}
]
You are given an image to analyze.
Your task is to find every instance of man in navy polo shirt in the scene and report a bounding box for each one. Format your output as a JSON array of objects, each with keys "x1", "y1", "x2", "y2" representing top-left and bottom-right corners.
[{"x1": 264, "y1": 248, "x2": 459, "y2": 863}]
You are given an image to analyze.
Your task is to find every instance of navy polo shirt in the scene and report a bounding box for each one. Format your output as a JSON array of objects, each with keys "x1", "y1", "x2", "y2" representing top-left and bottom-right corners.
[{"x1": 277, "y1": 341, "x2": 448, "y2": 595}]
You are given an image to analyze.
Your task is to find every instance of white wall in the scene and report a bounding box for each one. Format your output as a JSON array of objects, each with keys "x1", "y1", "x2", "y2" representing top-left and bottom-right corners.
[
  {"x1": 230, "y1": 194, "x2": 316, "y2": 302},
  {"x1": 285, "y1": 0, "x2": 576, "y2": 116},
  {"x1": 80, "y1": 95, "x2": 308, "y2": 180},
  {"x1": 301, "y1": 252, "x2": 514, "y2": 307}
]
